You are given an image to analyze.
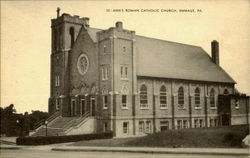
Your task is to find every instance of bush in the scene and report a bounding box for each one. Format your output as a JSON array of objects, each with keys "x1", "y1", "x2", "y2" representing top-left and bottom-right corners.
[{"x1": 16, "y1": 132, "x2": 113, "y2": 145}]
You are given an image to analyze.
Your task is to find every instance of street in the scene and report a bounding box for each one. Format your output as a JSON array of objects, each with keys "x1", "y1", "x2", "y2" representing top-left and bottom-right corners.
[{"x1": 0, "y1": 149, "x2": 246, "y2": 158}]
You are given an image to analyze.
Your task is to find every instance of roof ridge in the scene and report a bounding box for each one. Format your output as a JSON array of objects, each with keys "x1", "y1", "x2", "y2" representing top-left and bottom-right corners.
[
  {"x1": 89, "y1": 27, "x2": 103, "y2": 31},
  {"x1": 136, "y1": 35, "x2": 201, "y2": 48}
]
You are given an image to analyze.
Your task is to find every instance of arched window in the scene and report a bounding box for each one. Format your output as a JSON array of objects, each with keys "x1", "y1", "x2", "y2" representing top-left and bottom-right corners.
[
  {"x1": 210, "y1": 88, "x2": 215, "y2": 108},
  {"x1": 140, "y1": 84, "x2": 148, "y2": 108},
  {"x1": 178, "y1": 87, "x2": 184, "y2": 107},
  {"x1": 224, "y1": 89, "x2": 229, "y2": 95},
  {"x1": 160, "y1": 85, "x2": 167, "y2": 108},
  {"x1": 194, "y1": 87, "x2": 200, "y2": 106},
  {"x1": 53, "y1": 29, "x2": 58, "y2": 51},
  {"x1": 59, "y1": 27, "x2": 62, "y2": 49},
  {"x1": 70, "y1": 27, "x2": 75, "y2": 48}
]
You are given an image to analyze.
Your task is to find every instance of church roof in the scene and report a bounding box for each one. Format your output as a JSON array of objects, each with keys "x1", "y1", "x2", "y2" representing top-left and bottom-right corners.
[
  {"x1": 88, "y1": 27, "x2": 102, "y2": 42},
  {"x1": 135, "y1": 35, "x2": 235, "y2": 83},
  {"x1": 87, "y1": 27, "x2": 235, "y2": 84}
]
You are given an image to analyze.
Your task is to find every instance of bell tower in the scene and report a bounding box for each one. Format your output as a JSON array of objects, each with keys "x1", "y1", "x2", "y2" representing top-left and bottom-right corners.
[{"x1": 49, "y1": 8, "x2": 89, "y2": 114}]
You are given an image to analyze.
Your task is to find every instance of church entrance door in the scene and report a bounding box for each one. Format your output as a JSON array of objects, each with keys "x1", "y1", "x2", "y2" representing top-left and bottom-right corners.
[
  {"x1": 81, "y1": 99, "x2": 85, "y2": 115},
  {"x1": 91, "y1": 97, "x2": 95, "y2": 116},
  {"x1": 71, "y1": 99, "x2": 76, "y2": 116}
]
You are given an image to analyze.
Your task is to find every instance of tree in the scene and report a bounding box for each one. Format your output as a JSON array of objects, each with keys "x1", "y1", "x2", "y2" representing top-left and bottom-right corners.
[{"x1": 0, "y1": 104, "x2": 49, "y2": 136}]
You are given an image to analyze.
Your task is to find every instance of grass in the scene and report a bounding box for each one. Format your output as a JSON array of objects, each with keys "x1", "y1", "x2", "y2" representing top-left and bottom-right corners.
[{"x1": 72, "y1": 125, "x2": 249, "y2": 148}]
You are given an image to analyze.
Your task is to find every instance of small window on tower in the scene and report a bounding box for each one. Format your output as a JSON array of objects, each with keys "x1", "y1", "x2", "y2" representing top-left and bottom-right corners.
[
  {"x1": 101, "y1": 67, "x2": 108, "y2": 80},
  {"x1": 123, "y1": 46, "x2": 126, "y2": 52},
  {"x1": 55, "y1": 75, "x2": 60, "y2": 87},
  {"x1": 235, "y1": 99, "x2": 239, "y2": 109},
  {"x1": 53, "y1": 29, "x2": 57, "y2": 51},
  {"x1": 120, "y1": 66, "x2": 128, "y2": 79},
  {"x1": 103, "y1": 45, "x2": 107, "y2": 53},
  {"x1": 103, "y1": 95, "x2": 108, "y2": 109},
  {"x1": 70, "y1": 27, "x2": 75, "y2": 49}
]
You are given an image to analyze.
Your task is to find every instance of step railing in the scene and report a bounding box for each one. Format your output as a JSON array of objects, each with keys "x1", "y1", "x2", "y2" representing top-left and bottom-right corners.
[
  {"x1": 32, "y1": 111, "x2": 60, "y2": 131},
  {"x1": 63, "y1": 112, "x2": 90, "y2": 133},
  {"x1": 73, "y1": 112, "x2": 90, "y2": 127}
]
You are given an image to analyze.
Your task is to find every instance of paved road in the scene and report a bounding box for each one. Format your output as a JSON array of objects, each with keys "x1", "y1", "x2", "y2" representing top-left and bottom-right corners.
[{"x1": 0, "y1": 149, "x2": 246, "y2": 158}]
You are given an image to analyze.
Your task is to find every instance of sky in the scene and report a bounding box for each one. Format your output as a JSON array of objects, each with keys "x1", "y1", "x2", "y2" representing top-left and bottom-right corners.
[{"x1": 1, "y1": 0, "x2": 250, "y2": 113}]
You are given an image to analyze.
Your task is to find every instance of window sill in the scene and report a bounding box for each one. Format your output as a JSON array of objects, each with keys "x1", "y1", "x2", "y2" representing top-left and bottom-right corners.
[
  {"x1": 210, "y1": 107, "x2": 217, "y2": 110},
  {"x1": 103, "y1": 107, "x2": 108, "y2": 110},
  {"x1": 102, "y1": 79, "x2": 108, "y2": 81},
  {"x1": 121, "y1": 78, "x2": 129, "y2": 81},
  {"x1": 140, "y1": 107, "x2": 150, "y2": 110},
  {"x1": 194, "y1": 107, "x2": 202, "y2": 110},
  {"x1": 235, "y1": 107, "x2": 240, "y2": 109},
  {"x1": 160, "y1": 107, "x2": 168, "y2": 110},
  {"x1": 178, "y1": 105, "x2": 185, "y2": 110},
  {"x1": 121, "y1": 107, "x2": 128, "y2": 110}
]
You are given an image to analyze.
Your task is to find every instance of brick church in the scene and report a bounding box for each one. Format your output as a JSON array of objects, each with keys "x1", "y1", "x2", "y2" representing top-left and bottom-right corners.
[{"x1": 31, "y1": 9, "x2": 249, "y2": 137}]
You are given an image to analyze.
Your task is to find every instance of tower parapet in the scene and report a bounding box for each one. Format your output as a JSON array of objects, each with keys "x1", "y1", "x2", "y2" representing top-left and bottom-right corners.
[{"x1": 51, "y1": 13, "x2": 89, "y2": 27}]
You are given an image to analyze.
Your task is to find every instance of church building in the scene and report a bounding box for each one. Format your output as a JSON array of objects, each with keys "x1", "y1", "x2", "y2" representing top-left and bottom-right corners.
[{"x1": 41, "y1": 9, "x2": 249, "y2": 137}]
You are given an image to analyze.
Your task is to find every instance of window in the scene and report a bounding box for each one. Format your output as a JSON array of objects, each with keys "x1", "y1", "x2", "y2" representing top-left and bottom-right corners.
[
  {"x1": 160, "y1": 121, "x2": 169, "y2": 131},
  {"x1": 235, "y1": 99, "x2": 239, "y2": 109},
  {"x1": 194, "y1": 119, "x2": 199, "y2": 128},
  {"x1": 120, "y1": 66, "x2": 128, "y2": 79},
  {"x1": 145, "y1": 121, "x2": 151, "y2": 133},
  {"x1": 177, "y1": 120, "x2": 182, "y2": 129},
  {"x1": 125, "y1": 67, "x2": 128, "y2": 78},
  {"x1": 55, "y1": 75, "x2": 60, "y2": 87},
  {"x1": 122, "y1": 95, "x2": 127, "y2": 108},
  {"x1": 103, "y1": 45, "x2": 107, "y2": 53},
  {"x1": 210, "y1": 88, "x2": 215, "y2": 108},
  {"x1": 102, "y1": 88, "x2": 108, "y2": 109},
  {"x1": 103, "y1": 122, "x2": 108, "y2": 132},
  {"x1": 224, "y1": 89, "x2": 229, "y2": 95},
  {"x1": 140, "y1": 85, "x2": 148, "y2": 108},
  {"x1": 214, "y1": 119, "x2": 217, "y2": 126},
  {"x1": 199, "y1": 119, "x2": 203, "y2": 128},
  {"x1": 178, "y1": 87, "x2": 184, "y2": 108},
  {"x1": 123, "y1": 46, "x2": 126, "y2": 52},
  {"x1": 103, "y1": 95, "x2": 108, "y2": 109},
  {"x1": 101, "y1": 67, "x2": 108, "y2": 80},
  {"x1": 55, "y1": 99, "x2": 60, "y2": 110},
  {"x1": 210, "y1": 119, "x2": 214, "y2": 127},
  {"x1": 59, "y1": 27, "x2": 62, "y2": 49},
  {"x1": 121, "y1": 86, "x2": 128, "y2": 109},
  {"x1": 183, "y1": 120, "x2": 188, "y2": 129},
  {"x1": 194, "y1": 88, "x2": 200, "y2": 108},
  {"x1": 160, "y1": 85, "x2": 167, "y2": 109},
  {"x1": 123, "y1": 122, "x2": 129, "y2": 134},
  {"x1": 139, "y1": 121, "x2": 144, "y2": 133},
  {"x1": 53, "y1": 29, "x2": 57, "y2": 51},
  {"x1": 69, "y1": 27, "x2": 75, "y2": 48}
]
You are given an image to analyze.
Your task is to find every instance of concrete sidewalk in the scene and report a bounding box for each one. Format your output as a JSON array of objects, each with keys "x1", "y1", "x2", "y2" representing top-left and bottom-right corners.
[
  {"x1": 52, "y1": 146, "x2": 250, "y2": 156},
  {"x1": 0, "y1": 137, "x2": 249, "y2": 156}
]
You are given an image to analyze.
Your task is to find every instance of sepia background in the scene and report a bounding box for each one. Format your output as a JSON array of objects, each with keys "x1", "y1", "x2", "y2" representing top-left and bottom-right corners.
[{"x1": 1, "y1": 0, "x2": 250, "y2": 113}]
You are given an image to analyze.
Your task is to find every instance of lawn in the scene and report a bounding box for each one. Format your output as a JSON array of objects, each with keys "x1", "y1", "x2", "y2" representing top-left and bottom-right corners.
[{"x1": 72, "y1": 125, "x2": 249, "y2": 148}]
